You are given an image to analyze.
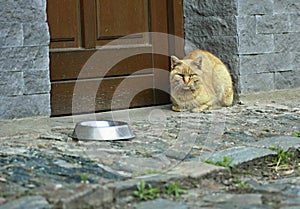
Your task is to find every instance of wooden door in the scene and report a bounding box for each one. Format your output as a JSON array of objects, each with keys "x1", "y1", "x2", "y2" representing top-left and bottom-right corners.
[{"x1": 47, "y1": 0, "x2": 183, "y2": 116}]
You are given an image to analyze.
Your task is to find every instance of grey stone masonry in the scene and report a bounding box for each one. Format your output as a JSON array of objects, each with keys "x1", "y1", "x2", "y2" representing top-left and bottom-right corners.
[
  {"x1": 184, "y1": 0, "x2": 300, "y2": 93},
  {"x1": 237, "y1": 0, "x2": 300, "y2": 93},
  {"x1": 183, "y1": 0, "x2": 239, "y2": 96},
  {"x1": 0, "y1": 0, "x2": 50, "y2": 119}
]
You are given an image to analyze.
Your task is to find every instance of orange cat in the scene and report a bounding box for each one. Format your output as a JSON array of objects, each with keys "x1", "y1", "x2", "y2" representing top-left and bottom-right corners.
[{"x1": 170, "y1": 49, "x2": 234, "y2": 112}]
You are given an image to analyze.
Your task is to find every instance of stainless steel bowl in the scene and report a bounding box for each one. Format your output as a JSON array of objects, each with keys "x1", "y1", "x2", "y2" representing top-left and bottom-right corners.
[{"x1": 72, "y1": 120, "x2": 135, "y2": 141}]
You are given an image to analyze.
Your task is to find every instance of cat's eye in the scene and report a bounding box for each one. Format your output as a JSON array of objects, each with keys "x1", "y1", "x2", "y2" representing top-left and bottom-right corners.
[
  {"x1": 189, "y1": 74, "x2": 197, "y2": 77},
  {"x1": 177, "y1": 73, "x2": 184, "y2": 78}
]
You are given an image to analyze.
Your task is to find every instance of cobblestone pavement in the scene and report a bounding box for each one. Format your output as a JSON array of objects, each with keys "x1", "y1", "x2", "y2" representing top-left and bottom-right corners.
[{"x1": 0, "y1": 89, "x2": 300, "y2": 209}]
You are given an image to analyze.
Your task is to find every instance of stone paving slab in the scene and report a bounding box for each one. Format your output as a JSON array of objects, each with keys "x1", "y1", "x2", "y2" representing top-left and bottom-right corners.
[
  {"x1": 201, "y1": 146, "x2": 276, "y2": 166},
  {"x1": 200, "y1": 193, "x2": 265, "y2": 209},
  {"x1": 0, "y1": 196, "x2": 50, "y2": 209},
  {"x1": 59, "y1": 185, "x2": 113, "y2": 209},
  {"x1": 168, "y1": 161, "x2": 229, "y2": 179},
  {"x1": 134, "y1": 198, "x2": 188, "y2": 209},
  {"x1": 251, "y1": 136, "x2": 300, "y2": 150}
]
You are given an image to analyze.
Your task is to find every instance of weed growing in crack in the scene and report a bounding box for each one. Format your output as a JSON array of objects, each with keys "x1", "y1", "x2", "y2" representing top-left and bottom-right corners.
[
  {"x1": 77, "y1": 173, "x2": 90, "y2": 184},
  {"x1": 269, "y1": 146, "x2": 294, "y2": 167},
  {"x1": 166, "y1": 182, "x2": 188, "y2": 198},
  {"x1": 235, "y1": 181, "x2": 249, "y2": 189},
  {"x1": 133, "y1": 181, "x2": 189, "y2": 201},
  {"x1": 294, "y1": 132, "x2": 300, "y2": 138},
  {"x1": 204, "y1": 156, "x2": 234, "y2": 167},
  {"x1": 231, "y1": 177, "x2": 249, "y2": 189},
  {"x1": 268, "y1": 146, "x2": 295, "y2": 175},
  {"x1": 133, "y1": 181, "x2": 160, "y2": 200}
]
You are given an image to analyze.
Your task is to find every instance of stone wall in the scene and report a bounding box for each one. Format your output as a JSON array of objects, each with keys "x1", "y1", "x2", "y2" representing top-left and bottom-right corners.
[
  {"x1": 238, "y1": 0, "x2": 300, "y2": 93},
  {"x1": 0, "y1": 0, "x2": 50, "y2": 120},
  {"x1": 184, "y1": 0, "x2": 300, "y2": 94}
]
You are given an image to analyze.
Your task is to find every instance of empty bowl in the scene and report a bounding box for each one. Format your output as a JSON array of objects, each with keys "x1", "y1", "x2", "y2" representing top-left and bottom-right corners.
[{"x1": 71, "y1": 120, "x2": 135, "y2": 141}]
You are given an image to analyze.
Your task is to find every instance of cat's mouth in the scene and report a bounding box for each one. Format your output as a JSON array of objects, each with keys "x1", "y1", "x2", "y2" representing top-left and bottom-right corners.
[{"x1": 182, "y1": 86, "x2": 192, "y2": 91}]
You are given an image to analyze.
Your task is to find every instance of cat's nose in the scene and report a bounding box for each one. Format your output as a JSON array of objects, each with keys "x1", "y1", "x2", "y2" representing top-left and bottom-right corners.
[{"x1": 183, "y1": 76, "x2": 189, "y2": 84}]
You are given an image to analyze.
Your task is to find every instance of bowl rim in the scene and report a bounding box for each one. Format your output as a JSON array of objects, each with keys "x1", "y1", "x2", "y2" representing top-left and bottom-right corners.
[
  {"x1": 77, "y1": 120, "x2": 128, "y2": 128},
  {"x1": 71, "y1": 120, "x2": 135, "y2": 141}
]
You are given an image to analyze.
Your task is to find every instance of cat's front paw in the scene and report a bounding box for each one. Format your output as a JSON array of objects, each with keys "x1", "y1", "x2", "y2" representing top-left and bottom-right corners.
[
  {"x1": 172, "y1": 105, "x2": 184, "y2": 112},
  {"x1": 191, "y1": 105, "x2": 209, "y2": 113}
]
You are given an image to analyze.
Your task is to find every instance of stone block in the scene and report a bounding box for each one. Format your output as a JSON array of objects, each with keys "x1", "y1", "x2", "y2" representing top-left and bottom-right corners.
[
  {"x1": 203, "y1": 146, "x2": 276, "y2": 166},
  {"x1": 184, "y1": 0, "x2": 237, "y2": 17},
  {"x1": 202, "y1": 193, "x2": 263, "y2": 208},
  {"x1": 274, "y1": 0, "x2": 300, "y2": 13},
  {"x1": 0, "y1": 94, "x2": 50, "y2": 119},
  {"x1": 238, "y1": 0, "x2": 273, "y2": 15},
  {"x1": 184, "y1": 38, "x2": 198, "y2": 54},
  {"x1": 0, "y1": 72, "x2": 23, "y2": 96},
  {"x1": 168, "y1": 161, "x2": 229, "y2": 179},
  {"x1": 135, "y1": 198, "x2": 189, "y2": 209},
  {"x1": 189, "y1": 36, "x2": 238, "y2": 56},
  {"x1": 237, "y1": 15, "x2": 256, "y2": 35},
  {"x1": 239, "y1": 72, "x2": 275, "y2": 93},
  {"x1": 185, "y1": 16, "x2": 237, "y2": 37},
  {"x1": 239, "y1": 53, "x2": 294, "y2": 75},
  {"x1": 275, "y1": 70, "x2": 300, "y2": 89},
  {"x1": 252, "y1": 136, "x2": 300, "y2": 150},
  {"x1": 256, "y1": 14, "x2": 289, "y2": 34},
  {"x1": 0, "y1": 23, "x2": 23, "y2": 48},
  {"x1": 114, "y1": 157, "x2": 167, "y2": 173},
  {"x1": 23, "y1": 23, "x2": 50, "y2": 46},
  {"x1": 275, "y1": 33, "x2": 300, "y2": 52},
  {"x1": 0, "y1": 0, "x2": 46, "y2": 23},
  {"x1": 0, "y1": 195, "x2": 50, "y2": 209},
  {"x1": 23, "y1": 70, "x2": 50, "y2": 94},
  {"x1": 61, "y1": 186, "x2": 113, "y2": 209},
  {"x1": 294, "y1": 53, "x2": 300, "y2": 66},
  {"x1": 238, "y1": 33, "x2": 274, "y2": 54},
  {"x1": 0, "y1": 46, "x2": 49, "y2": 72},
  {"x1": 290, "y1": 14, "x2": 300, "y2": 32}
]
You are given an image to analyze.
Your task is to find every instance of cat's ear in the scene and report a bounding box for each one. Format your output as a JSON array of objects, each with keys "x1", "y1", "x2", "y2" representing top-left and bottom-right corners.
[
  {"x1": 170, "y1": 56, "x2": 182, "y2": 69},
  {"x1": 192, "y1": 56, "x2": 202, "y2": 68}
]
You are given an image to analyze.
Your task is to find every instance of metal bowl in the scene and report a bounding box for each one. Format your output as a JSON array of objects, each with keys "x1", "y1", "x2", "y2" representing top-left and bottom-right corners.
[{"x1": 71, "y1": 120, "x2": 135, "y2": 141}]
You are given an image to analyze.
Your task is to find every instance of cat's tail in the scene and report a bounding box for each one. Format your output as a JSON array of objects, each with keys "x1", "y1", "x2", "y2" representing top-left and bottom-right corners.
[
  {"x1": 216, "y1": 86, "x2": 233, "y2": 107},
  {"x1": 222, "y1": 86, "x2": 234, "y2": 107},
  {"x1": 213, "y1": 65, "x2": 234, "y2": 107}
]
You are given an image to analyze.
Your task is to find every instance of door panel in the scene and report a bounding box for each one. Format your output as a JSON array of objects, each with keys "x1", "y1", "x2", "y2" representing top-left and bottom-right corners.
[
  {"x1": 95, "y1": 0, "x2": 149, "y2": 45},
  {"x1": 47, "y1": 0, "x2": 79, "y2": 48},
  {"x1": 51, "y1": 76, "x2": 154, "y2": 115},
  {"x1": 50, "y1": 47, "x2": 153, "y2": 81},
  {"x1": 96, "y1": 0, "x2": 148, "y2": 39}
]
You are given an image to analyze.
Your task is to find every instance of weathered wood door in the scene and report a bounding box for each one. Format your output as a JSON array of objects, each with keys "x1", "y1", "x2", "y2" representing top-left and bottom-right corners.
[{"x1": 47, "y1": 0, "x2": 183, "y2": 116}]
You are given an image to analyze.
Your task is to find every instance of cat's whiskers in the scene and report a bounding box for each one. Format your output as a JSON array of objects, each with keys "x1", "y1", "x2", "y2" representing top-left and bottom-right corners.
[{"x1": 174, "y1": 83, "x2": 183, "y2": 92}]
